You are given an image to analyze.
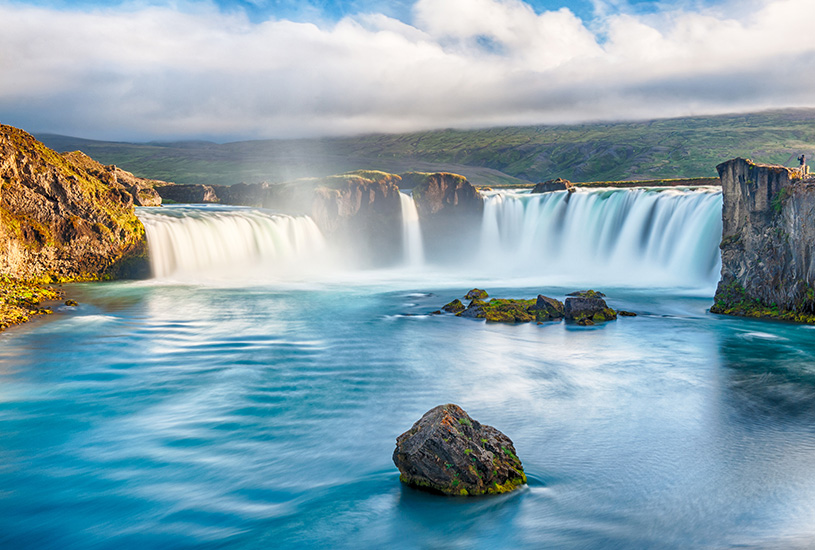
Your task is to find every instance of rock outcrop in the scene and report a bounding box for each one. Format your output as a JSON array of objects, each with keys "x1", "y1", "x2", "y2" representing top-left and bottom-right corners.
[
  {"x1": 0, "y1": 125, "x2": 150, "y2": 281},
  {"x1": 393, "y1": 404, "x2": 527, "y2": 496},
  {"x1": 406, "y1": 172, "x2": 484, "y2": 262},
  {"x1": 711, "y1": 158, "x2": 815, "y2": 323},
  {"x1": 309, "y1": 171, "x2": 403, "y2": 264},
  {"x1": 532, "y1": 178, "x2": 574, "y2": 193},
  {"x1": 62, "y1": 151, "x2": 163, "y2": 206},
  {"x1": 155, "y1": 183, "x2": 219, "y2": 204}
]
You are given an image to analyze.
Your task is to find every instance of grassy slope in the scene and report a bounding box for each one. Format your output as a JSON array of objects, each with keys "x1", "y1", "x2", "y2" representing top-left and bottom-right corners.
[{"x1": 36, "y1": 109, "x2": 815, "y2": 187}]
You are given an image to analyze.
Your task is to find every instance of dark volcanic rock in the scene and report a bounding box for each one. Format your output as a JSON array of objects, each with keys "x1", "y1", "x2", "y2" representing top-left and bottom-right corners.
[
  {"x1": 531, "y1": 294, "x2": 565, "y2": 320},
  {"x1": 458, "y1": 298, "x2": 487, "y2": 318},
  {"x1": 564, "y1": 290, "x2": 617, "y2": 323},
  {"x1": 465, "y1": 288, "x2": 488, "y2": 300},
  {"x1": 442, "y1": 298, "x2": 465, "y2": 313},
  {"x1": 531, "y1": 178, "x2": 574, "y2": 194},
  {"x1": 712, "y1": 158, "x2": 815, "y2": 323},
  {"x1": 393, "y1": 404, "x2": 527, "y2": 496},
  {"x1": 155, "y1": 184, "x2": 219, "y2": 204},
  {"x1": 0, "y1": 125, "x2": 150, "y2": 281}
]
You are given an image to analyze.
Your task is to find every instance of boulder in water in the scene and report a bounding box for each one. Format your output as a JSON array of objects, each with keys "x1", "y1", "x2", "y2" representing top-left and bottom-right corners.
[
  {"x1": 442, "y1": 299, "x2": 466, "y2": 313},
  {"x1": 458, "y1": 298, "x2": 487, "y2": 318},
  {"x1": 565, "y1": 290, "x2": 617, "y2": 323},
  {"x1": 531, "y1": 294, "x2": 565, "y2": 320},
  {"x1": 465, "y1": 288, "x2": 488, "y2": 300},
  {"x1": 393, "y1": 404, "x2": 527, "y2": 496}
]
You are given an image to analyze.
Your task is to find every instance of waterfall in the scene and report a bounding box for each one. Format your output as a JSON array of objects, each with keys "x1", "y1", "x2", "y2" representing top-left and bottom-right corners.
[
  {"x1": 477, "y1": 187, "x2": 723, "y2": 287},
  {"x1": 137, "y1": 206, "x2": 326, "y2": 279},
  {"x1": 136, "y1": 187, "x2": 723, "y2": 289},
  {"x1": 399, "y1": 192, "x2": 424, "y2": 267}
]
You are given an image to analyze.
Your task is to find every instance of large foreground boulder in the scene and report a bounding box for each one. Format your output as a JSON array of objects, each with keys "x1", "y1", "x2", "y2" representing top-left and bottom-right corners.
[{"x1": 393, "y1": 404, "x2": 527, "y2": 496}]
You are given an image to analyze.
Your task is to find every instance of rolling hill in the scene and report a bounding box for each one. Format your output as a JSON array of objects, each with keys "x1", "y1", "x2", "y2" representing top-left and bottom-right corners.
[{"x1": 35, "y1": 109, "x2": 815, "y2": 187}]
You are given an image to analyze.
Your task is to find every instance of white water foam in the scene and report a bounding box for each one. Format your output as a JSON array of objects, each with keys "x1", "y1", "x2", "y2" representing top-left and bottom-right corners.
[
  {"x1": 138, "y1": 206, "x2": 327, "y2": 279},
  {"x1": 399, "y1": 192, "x2": 424, "y2": 267}
]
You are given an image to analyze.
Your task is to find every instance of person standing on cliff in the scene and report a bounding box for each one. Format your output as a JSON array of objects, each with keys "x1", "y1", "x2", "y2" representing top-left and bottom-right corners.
[{"x1": 799, "y1": 154, "x2": 808, "y2": 175}]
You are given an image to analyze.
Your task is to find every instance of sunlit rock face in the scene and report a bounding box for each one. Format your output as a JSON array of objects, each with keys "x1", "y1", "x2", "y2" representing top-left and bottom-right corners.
[
  {"x1": 0, "y1": 125, "x2": 150, "y2": 280},
  {"x1": 393, "y1": 404, "x2": 526, "y2": 496},
  {"x1": 712, "y1": 158, "x2": 815, "y2": 322}
]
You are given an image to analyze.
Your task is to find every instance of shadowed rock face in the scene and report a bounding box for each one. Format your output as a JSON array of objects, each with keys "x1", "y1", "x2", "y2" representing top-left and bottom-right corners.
[
  {"x1": 532, "y1": 177, "x2": 574, "y2": 194},
  {"x1": 393, "y1": 404, "x2": 526, "y2": 496},
  {"x1": 712, "y1": 158, "x2": 815, "y2": 323},
  {"x1": 155, "y1": 184, "x2": 219, "y2": 204},
  {"x1": 406, "y1": 172, "x2": 484, "y2": 262},
  {"x1": 0, "y1": 125, "x2": 150, "y2": 281}
]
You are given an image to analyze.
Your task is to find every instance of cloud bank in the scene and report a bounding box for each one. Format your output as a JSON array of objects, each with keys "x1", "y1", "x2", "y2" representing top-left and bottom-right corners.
[{"x1": 1, "y1": 0, "x2": 814, "y2": 140}]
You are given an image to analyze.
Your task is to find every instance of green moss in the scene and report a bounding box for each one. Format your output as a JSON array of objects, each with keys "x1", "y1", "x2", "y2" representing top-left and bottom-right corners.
[
  {"x1": 772, "y1": 186, "x2": 791, "y2": 214},
  {"x1": 458, "y1": 417, "x2": 472, "y2": 427},
  {"x1": 711, "y1": 280, "x2": 815, "y2": 324}
]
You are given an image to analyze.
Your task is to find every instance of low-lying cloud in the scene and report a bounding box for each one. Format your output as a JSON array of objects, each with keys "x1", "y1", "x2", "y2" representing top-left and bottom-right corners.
[{"x1": 1, "y1": 0, "x2": 814, "y2": 140}]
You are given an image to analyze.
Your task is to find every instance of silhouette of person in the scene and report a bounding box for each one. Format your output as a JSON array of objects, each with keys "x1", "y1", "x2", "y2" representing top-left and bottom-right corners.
[{"x1": 799, "y1": 154, "x2": 807, "y2": 167}]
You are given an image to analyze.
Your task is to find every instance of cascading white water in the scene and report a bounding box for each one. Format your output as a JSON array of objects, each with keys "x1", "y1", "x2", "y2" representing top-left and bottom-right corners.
[
  {"x1": 136, "y1": 187, "x2": 723, "y2": 289},
  {"x1": 137, "y1": 206, "x2": 327, "y2": 279},
  {"x1": 399, "y1": 192, "x2": 424, "y2": 267},
  {"x1": 478, "y1": 187, "x2": 723, "y2": 287}
]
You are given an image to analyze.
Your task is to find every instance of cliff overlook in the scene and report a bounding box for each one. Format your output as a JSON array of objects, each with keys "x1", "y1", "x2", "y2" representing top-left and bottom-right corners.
[{"x1": 712, "y1": 158, "x2": 815, "y2": 322}]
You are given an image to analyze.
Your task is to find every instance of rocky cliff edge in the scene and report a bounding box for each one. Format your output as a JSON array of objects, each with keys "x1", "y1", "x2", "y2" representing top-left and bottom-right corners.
[
  {"x1": 0, "y1": 124, "x2": 152, "y2": 281},
  {"x1": 712, "y1": 157, "x2": 815, "y2": 322}
]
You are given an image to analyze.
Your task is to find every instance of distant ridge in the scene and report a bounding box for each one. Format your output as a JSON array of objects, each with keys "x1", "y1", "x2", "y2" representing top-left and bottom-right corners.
[{"x1": 35, "y1": 108, "x2": 815, "y2": 187}]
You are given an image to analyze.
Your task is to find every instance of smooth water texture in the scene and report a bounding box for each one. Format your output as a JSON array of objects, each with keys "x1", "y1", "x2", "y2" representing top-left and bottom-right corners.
[{"x1": 2, "y1": 188, "x2": 814, "y2": 549}]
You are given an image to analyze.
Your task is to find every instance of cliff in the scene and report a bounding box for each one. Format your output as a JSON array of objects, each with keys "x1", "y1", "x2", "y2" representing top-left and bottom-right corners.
[
  {"x1": 407, "y1": 172, "x2": 484, "y2": 261},
  {"x1": 0, "y1": 124, "x2": 151, "y2": 281},
  {"x1": 711, "y1": 158, "x2": 815, "y2": 322}
]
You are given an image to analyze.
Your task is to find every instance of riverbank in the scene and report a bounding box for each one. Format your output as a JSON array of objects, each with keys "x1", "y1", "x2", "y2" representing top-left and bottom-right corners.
[{"x1": 0, "y1": 277, "x2": 67, "y2": 331}]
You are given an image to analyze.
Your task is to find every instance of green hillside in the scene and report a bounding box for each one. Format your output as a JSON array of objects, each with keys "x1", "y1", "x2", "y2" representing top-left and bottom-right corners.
[{"x1": 36, "y1": 109, "x2": 815, "y2": 187}]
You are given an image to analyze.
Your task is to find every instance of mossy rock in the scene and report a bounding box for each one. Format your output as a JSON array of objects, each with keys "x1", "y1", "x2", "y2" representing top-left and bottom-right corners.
[
  {"x1": 465, "y1": 288, "x2": 489, "y2": 300},
  {"x1": 442, "y1": 298, "x2": 465, "y2": 313}
]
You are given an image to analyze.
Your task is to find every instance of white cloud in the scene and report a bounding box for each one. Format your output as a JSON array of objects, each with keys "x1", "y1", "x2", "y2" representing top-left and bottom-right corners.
[{"x1": 0, "y1": 0, "x2": 813, "y2": 140}]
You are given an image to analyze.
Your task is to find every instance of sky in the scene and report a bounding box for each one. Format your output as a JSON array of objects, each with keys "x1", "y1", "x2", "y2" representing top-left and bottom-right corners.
[{"x1": 1, "y1": 0, "x2": 814, "y2": 141}]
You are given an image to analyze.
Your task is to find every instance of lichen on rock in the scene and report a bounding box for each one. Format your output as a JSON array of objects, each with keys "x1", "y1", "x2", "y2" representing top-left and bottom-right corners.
[{"x1": 393, "y1": 404, "x2": 527, "y2": 496}]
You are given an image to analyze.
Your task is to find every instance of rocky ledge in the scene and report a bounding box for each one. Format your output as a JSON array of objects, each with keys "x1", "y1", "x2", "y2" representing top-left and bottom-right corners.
[
  {"x1": 393, "y1": 404, "x2": 527, "y2": 496},
  {"x1": 711, "y1": 158, "x2": 815, "y2": 323}
]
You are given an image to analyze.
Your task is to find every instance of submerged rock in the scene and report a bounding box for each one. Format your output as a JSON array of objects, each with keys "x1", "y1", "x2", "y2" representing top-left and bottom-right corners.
[
  {"x1": 393, "y1": 404, "x2": 527, "y2": 496},
  {"x1": 565, "y1": 290, "x2": 617, "y2": 323}
]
